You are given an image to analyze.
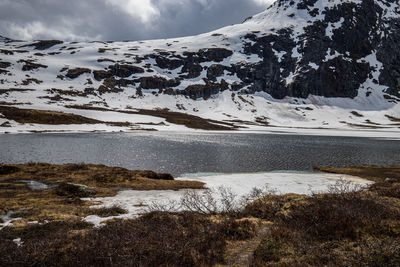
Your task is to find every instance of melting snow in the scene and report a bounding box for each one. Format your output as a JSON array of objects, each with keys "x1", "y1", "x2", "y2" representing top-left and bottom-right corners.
[
  {"x1": 83, "y1": 171, "x2": 373, "y2": 226},
  {"x1": 0, "y1": 211, "x2": 22, "y2": 229},
  {"x1": 326, "y1": 17, "x2": 345, "y2": 39}
]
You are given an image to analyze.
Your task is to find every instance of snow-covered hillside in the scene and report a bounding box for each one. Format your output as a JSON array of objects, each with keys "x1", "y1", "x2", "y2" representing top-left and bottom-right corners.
[{"x1": 0, "y1": 0, "x2": 399, "y2": 136}]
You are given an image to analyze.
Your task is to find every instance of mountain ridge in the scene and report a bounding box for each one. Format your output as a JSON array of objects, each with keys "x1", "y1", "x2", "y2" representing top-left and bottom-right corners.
[{"x1": 0, "y1": 0, "x2": 399, "y2": 134}]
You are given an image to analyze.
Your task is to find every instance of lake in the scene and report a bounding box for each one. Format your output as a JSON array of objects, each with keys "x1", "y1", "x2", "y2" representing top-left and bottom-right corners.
[{"x1": 1, "y1": 132, "x2": 399, "y2": 176}]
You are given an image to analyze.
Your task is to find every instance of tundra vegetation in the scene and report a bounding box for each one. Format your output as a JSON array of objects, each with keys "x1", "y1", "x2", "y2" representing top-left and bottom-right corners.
[{"x1": 0, "y1": 164, "x2": 399, "y2": 266}]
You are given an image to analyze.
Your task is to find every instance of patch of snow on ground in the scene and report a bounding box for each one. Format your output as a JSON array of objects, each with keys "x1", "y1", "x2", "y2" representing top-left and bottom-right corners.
[
  {"x1": 0, "y1": 211, "x2": 22, "y2": 229},
  {"x1": 13, "y1": 238, "x2": 23, "y2": 247},
  {"x1": 21, "y1": 180, "x2": 53, "y2": 191},
  {"x1": 83, "y1": 171, "x2": 373, "y2": 226},
  {"x1": 326, "y1": 17, "x2": 345, "y2": 38},
  {"x1": 308, "y1": 62, "x2": 319, "y2": 70}
]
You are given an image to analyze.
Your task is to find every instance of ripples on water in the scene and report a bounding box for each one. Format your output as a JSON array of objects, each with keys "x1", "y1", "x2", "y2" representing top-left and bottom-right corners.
[{"x1": 1, "y1": 132, "x2": 399, "y2": 176}]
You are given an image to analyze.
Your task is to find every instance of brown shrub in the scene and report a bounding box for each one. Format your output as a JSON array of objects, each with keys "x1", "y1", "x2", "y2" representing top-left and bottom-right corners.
[
  {"x1": 370, "y1": 182, "x2": 400, "y2": 198},
  {"x1": 62, "y1": 163, "x2": 89, "y2": 172},
  {"x1": 253, "y1": 227, "x2": 292, "y2": 265},
  {"x1": 136, "y1": 170, "x2": 174, "y2": 180},
  {"x1": 0, "y1": 165, "x2": 19, "y2": 175},
  {"x1": 279, "y1": 190, "x2": 397, "y2": 241},
  {"x1": 221, "y1": 218, "x2": 258, "y2": 240},
  {"x1": 90, "y1": 206, "x2": 128, "y2": 217},
  {"x1": 243, "y1": 194, "x2": 301, "y2": 220},
  {"x1": 55, "y1": 183, "x2": 96, "y2": 198},
  {"x1": 0, "y1": 212, "x2": 234, "y2": 266},
  {"x1": 350, "y1": 237, "x2": 400, "y2": 266}
]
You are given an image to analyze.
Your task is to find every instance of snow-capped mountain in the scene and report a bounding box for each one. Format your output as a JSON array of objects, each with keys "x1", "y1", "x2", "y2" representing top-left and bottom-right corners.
[{"x1": 0, "y1": 0, "x2": 399, "y2": 135}]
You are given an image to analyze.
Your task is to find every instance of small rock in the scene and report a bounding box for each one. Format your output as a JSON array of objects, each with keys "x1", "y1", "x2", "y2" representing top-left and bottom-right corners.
[
  {"x1": 0, "y1": 121, "x2": 11, "y2": 127},
  {"x1": 384, "y1": 178, "x2": 397, "y2": 183}
]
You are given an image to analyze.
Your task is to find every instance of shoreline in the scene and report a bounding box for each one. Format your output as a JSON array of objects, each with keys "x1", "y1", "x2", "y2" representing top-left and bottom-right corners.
[
  {"x1": 0, "y1": 104, "x2": 399, "y2": 138},
  {"x1": 1, "y1": 162, "x2": 392, "y2": 228},
  {"x1": 1, "y1": 126, "x2": 400, "y2": 139}
]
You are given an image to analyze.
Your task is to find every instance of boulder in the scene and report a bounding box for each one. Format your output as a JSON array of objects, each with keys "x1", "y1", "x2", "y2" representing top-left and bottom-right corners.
[{"x1": 66, "y1": 68, "x2": 91, "y2": 79}]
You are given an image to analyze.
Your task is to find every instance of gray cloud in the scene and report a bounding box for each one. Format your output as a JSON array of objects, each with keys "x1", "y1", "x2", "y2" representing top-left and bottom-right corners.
[{"x1": 0, "y1": 0, "x2": 274, "y2": 41}]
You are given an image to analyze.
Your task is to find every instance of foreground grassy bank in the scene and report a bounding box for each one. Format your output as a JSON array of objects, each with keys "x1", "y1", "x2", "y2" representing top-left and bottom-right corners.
[
  {"x1": 0, "y1": 164, "x2": 399, "y2": 266},
  {"x1": 0, "y1": 163, "x2": 204, "y2": 226}
]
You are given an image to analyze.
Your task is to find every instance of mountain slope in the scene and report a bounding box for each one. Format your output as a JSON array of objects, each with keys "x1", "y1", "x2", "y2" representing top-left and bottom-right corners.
[{"x1": 0, "y1": 0, "x2": 399, "y2": 134}]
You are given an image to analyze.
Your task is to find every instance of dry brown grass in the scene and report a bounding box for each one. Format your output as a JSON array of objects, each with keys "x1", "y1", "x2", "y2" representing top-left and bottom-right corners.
[
  {"x1": 89, "y1": 206, "x2": 128, "y2": 217},
  {"x1": 65, "y1": 104, "x2": 237, "y2": 130},
  {"x1": 315, "y1": 165, "x2": 400, "y2": 182},
  {"x1": 0, "y1": 106, "x2": 101, "y2": 125},
  {"x1": 0, "y1": 163, "x2": 203, "y2": 191},
  {"x1": 0, "y1": 212, "x2": 257, "y2": 266},
  {"x1": 134, "y1": 109, "x2": 237, "y2": 130},
  {"x1": 1, "y1": 164, "x2": 399, "y2": 266},
  {"x1": 0, "y1": 163, "x2": 204, "y2": 225},
  {"x1": 0, "y1": 106, "x2": 135, "y2": 127},
  {"x1": 249, "y1": 165, "x2": 400, "y2": 266}
]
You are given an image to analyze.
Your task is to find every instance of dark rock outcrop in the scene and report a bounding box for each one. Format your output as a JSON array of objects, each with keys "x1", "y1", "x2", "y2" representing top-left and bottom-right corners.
[
  {"x1": 66, "y1": 68, "x2": 91, "y2": 79},
  {"x1": 174, "y1": 79, "x2": 229, "y2": 100},
  {"x1": 0, "y1": 62, "x2": 11, "y2": 69},
  {"x1": 155, "y1": 56, "x2": 184, "y2": 70},
  {"x1": 20, "y1": 40, "x2": 63, "y2": 50},
  {"x1": 97, "y1": 77, "x2": 131, "y2": 95},
  {"x1": 197, "y1": 48, "x2": 233, "y2": 63},
  {"x1": 2, "y1": 0, "x2": 399, "y2": 102},
  {"x1": 93, "y1": 70, "x2": 113, "y2": 81},
  {"x1": 18, "y1": 60, "x2": 48, "y2": 71},
  {"x1": 139, "y1": 76, "x2": 180, "y2": 90},
  {"x1": 108, "y1": 64, "x2": 144, "y2": 78},
  {"x1": 207, "y1": 64, "x2": 226, "y2": 81},
  {"x1": 161, "y1": 0, "x2": 399, "y2": 100}
]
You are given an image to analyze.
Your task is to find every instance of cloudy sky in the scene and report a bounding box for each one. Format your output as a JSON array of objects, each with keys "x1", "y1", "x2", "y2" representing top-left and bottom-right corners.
[{"x1": 0, "y1": 0, "x2": 274, "y2": 42}]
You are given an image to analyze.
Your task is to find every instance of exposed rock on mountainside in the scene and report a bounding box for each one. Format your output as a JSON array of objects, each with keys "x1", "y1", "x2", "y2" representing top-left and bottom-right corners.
[
  {"x1": 0, "y1": 0, "x2": 399, "y2": 133},
  {"x1": 3, "y1": 0, "x2": 399, "y2": 99},
  {"x1": 19, "y1": 40, "x2": 63, "y2": 50},
  {"x1": 0, "y1": 35, "x2": 12, "y2": 43}
]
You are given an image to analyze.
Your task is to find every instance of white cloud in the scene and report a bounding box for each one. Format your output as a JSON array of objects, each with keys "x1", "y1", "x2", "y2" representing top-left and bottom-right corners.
[
  {"x1": 0, "y1": 0, "x2": 275, "y2": 41},
  {"x1": 105, "y1": 0, "x2": 159, "y2": 22},
  {"x1": 252, "y1": 0, "x2": 275, "y2": 5},
  {"x1": 5, "y1": 21, "x2": 100, "y2": 41}
]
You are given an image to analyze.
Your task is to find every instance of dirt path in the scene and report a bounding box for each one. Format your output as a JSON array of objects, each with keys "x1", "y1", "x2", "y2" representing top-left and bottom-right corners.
[{"x1": 219, "y1": 221, "x2": 271, "y2": 267}]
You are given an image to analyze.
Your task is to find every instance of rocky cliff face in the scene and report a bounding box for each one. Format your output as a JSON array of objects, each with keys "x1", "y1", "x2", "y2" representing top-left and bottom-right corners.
[
  {"x1": 236, "y1": 0, "x2": 400, "y2": 100},
  {"x1": 152, "y1": 0, "x2": 399, "y2": 101},
  {"x1": 1, "y1": 0, "x2": 399, "y2": 102}
]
